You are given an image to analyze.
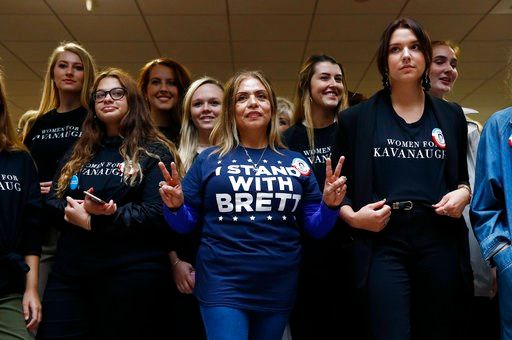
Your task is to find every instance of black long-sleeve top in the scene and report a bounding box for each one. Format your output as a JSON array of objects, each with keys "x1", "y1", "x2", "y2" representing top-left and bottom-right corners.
[
  {"x1": 24, "y1": 107, "x2": 87, "y2": 182},
  {"x1": 0, "y1": 150, "x2": 42, "y2": 296},
  {"x1": 46, "y1": 137, "x2": 175, "y2": 278}
]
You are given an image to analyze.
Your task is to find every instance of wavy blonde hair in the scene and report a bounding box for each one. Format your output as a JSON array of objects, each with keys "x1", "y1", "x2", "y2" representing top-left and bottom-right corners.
[
  {"x1": 55, "y1": 68, "x2": 181, "y2": 197},
  {"x1": 293, "y1": 55, "x2": 348, "y2": 155},
  {"x1": 179, "y1": 76, "x2": 223, "y2": 172},
  {"x1": 210, "y1": 70, "x2": 285, "y2": 157},
  {"x1": 23, "y1": 42, "x2": 96, "y2": 141},
  {"x1": 0, "y1": 71, "x2": 25, "y2": 152}
]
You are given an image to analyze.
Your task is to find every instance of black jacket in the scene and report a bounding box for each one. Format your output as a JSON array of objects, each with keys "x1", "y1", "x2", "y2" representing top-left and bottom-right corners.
[{"x1": 331, "y1": 90, "x2": 472, "y2": 290}]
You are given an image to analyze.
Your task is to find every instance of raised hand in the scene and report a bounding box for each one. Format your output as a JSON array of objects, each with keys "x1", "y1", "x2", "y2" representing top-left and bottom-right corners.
[
  {"x1": 158, "y1": 162, "x2": 184, "y2": 209},
  {"x1": 322, "y1": 156, "x2": 347, "y2": 208}
]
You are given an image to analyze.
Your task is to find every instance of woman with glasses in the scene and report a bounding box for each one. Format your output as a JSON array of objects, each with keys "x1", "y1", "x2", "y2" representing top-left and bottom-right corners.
[
  {"x1": 37, "y1": 68, "x2": 180, "y2": 339},
  {"x1": 159, "y1": 70, "x2": 347, "y2": 340},
  {"x1": 138, "y1": 58, "x2": 191, "y2": 144},
  {"x1": 0, "y1": 71, "x2": 42, "y2": 339},
  {"x1": 22, "y1": 42, "x2": 96, "y2": 303},
  {"x1": 333, "y1": 18, "x2": 472, "y2": 339}
]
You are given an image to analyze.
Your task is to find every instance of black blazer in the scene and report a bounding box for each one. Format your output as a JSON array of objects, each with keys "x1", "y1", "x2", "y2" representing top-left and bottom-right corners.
[{"x1": 331, "y1": 89, "x2": 472, "y2": 290}]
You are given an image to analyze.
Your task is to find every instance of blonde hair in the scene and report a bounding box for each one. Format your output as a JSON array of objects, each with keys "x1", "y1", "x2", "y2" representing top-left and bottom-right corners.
[
  {"x1": 17, "y1": 109, "x2": 38, "y2": 141},
  {"x1": 179, "y1": 76, "x2": 223, "y2": 172},
  {"x1": 0, "y1": 71, "x2": 26, "y2": 152},
  {"x1": 55, "y1": 68, "x2": 181, "y2": 197},
  {"x1": 36, "y1": 42, "x2": 96, "y2": 118},
  {"x1": 277, "y1": 97, "x2": 294, "y2": 121},
  {"x1": 210, "y1": 70, "x2": 285, "y2": 157},
  {"x1": 432, "y1": 40, "x2": 461, "y2": 59},
  {"x1": 293, "y1": 55, "x2": 348, "y2": 155}
]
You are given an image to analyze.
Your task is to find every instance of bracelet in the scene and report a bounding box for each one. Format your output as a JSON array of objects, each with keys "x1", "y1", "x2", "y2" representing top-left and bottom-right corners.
[
  {"x1": 172, "y1": 259, "x2": 181, "y2": 268},
  {"x1": 457, "y1": 184, "x2": 472, "y2": 201}
]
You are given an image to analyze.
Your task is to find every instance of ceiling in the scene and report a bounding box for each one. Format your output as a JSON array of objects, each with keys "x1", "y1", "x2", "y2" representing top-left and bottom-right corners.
[{"x1": 1, "y1": 0, "x2": 511, "y2": 124}]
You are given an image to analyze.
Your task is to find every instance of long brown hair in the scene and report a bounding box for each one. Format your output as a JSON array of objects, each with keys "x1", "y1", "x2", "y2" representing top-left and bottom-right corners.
[
  {"x1": 138, "y1": 58, "x2": 191, "y2": 124},
  {"x1": 293, "y1": 54, "x2": 348, "y2": 154},
  {"x1": 0, "y1": 71, "x2": 26, "y2": 152},
  {"x1": 210, "y1": 70, "x2": 285, "y2": 157},
  {"x1": 55, "y1": 68, "x2": 181, "y2": 197}
]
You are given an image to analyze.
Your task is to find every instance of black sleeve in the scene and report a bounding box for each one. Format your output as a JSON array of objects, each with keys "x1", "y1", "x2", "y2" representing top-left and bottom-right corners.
[
  {"x1": 455, "y1": 104, "x2": 470, "y2": 187},
  {"x1": 332, "y1": 110, "x2": 355, "y2": 207},
  {"x1": 45, "y1": 151, "x2": 73, "y2": 230},
  {"x1": 90, "y1": 148, "x2": 174, "y2": 234},
  {"x1": 18, "y1": 153, "x2": 42, "y2": 256}
]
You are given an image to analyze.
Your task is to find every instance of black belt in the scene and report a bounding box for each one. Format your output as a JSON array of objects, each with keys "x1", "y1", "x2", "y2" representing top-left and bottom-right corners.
[{"x1": 388, "y1": 201, "x2": 433, "y2": 212}]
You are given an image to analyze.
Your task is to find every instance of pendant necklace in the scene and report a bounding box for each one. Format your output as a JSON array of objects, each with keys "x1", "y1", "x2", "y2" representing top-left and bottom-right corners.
[{"x1": 241, "y1": 145, "x2": 267, "y2": 172}]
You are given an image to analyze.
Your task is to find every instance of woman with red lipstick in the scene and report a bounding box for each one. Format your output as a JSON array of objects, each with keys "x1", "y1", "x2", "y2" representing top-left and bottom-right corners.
[
  {"x1": 428, "y1": 41, "x2": 499, "y2": 340},
  {"x1": 170, "y1": 76, "x2": 224, "y2": 340},
  {"x1": 138, "y1": 58, "x2": 191, "y2": 144},
  {"x1": 283, "y1": 54, "x2": 352, "y2": 339},
  {"x1": 37, "y1": 68, "x2": 179, "y2": 339},
  {"x1": 332, "y1": 18, "x2": 472, "y2": 339},
  {"x1": 23, "y1": 42, "x2": 96, "y2": 308}
]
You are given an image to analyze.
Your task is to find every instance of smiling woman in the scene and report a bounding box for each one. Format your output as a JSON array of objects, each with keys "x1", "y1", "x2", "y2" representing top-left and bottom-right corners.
[
  {"x1": 283, "y1": 55, "x2": 350, "y2": 339},
  {"x1": 159, "y1": 70, "x2": 348, "y2": 340},
  {"x1": 138, "y1": 58, "x2": 191, "y2": 144}
]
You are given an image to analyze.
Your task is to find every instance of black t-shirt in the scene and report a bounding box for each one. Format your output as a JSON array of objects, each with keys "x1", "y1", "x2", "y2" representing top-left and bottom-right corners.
[
  {"x1": 373, "y1": 98, "x2": 448, "y2": 203},
  {"x1": 283, "y1": 123, "x2": 337, "y2": 191},
  {"x1": 24, "y1": 107, "x2": 87, "y2": 181}
]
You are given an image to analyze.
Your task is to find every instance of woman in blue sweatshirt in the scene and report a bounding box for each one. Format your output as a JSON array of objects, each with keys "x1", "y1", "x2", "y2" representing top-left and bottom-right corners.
[
  {"x1": 37, "y1": 68, "x2": 180, "y2": 339},
  {"x1": 160, "y1": 70, "x2": 347, "y2": 340}
]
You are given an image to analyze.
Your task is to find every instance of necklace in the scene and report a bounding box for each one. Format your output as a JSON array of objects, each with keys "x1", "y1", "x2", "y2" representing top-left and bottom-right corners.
[{"x1": 241, "y1": 145, "x2": 267, "y2": 172}]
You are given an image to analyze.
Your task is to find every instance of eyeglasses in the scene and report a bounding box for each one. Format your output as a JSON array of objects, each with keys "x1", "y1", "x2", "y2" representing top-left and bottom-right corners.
[{"x1": 92, "y1": 87, "x2": 127, "y2": 102}]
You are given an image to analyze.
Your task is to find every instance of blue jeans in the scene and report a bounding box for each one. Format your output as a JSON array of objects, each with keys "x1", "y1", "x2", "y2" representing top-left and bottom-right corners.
[
  {"x1": 494, "y1": 245, "x2": 512, "y2": 339},
  {"x1": 200, "y1": 305, "x2": 288, "y2": 340}
]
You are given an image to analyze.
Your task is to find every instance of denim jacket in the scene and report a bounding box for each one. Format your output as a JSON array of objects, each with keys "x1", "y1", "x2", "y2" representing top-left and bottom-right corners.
[{"x1": 471, "y1": 107, "x2": 512, "y2": 263}]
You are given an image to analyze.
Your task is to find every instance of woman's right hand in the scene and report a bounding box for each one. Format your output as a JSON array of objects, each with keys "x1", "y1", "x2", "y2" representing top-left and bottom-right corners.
[
  {"x1": 158, "y1": 162, "x2": 184, "y2": 209},
  {"x1": 40, "y1": 181, "x2": 52, "y2": 195},
  {"x1": 173, "y1": 260, "x2": 196, "y2": 294},
  {"x1": 340, "y1": 199, "x2": 391, "y2": 232}
]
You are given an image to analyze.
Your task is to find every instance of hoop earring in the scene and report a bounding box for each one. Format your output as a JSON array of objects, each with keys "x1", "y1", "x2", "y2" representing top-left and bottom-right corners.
[{"x1": 422, "y1": 73, "x2": 431, "y2": 91}]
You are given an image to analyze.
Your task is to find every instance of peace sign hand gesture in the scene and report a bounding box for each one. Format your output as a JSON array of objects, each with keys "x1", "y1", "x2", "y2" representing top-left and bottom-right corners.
[
  {"x1": 322, "y1": 156, "x2": 347, "y2": 209},
  {"x1": 158, "y1": 161, "x2": 184, "y2": 209}
]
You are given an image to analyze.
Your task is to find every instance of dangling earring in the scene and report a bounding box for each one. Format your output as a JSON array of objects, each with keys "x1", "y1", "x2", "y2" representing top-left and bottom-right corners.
[
  {"x1": 422, "y1": 73, "x2": 431, "y2": 91},
  {"x1": 382, "y1": 72, "x2": 390, "y2": 90}
]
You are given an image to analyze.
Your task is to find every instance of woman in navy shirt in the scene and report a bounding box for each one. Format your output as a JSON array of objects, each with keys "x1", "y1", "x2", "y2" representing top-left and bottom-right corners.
[{"x1": 160, "y1": 70, "x2": 347, "y2": 340}]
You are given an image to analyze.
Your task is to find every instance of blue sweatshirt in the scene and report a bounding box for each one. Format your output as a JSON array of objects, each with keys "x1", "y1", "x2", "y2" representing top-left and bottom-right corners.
[{"x1": 164, "y1": 146, "x2": 338, "y2": 312}]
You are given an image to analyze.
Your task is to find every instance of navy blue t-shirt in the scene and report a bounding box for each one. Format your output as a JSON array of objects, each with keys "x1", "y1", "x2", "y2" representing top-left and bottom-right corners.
[
  {"x1": 182, "y1": 146, "x2": 322, "y2": 312},
  {"x1": 373, "y1": 98, "x2": 448, "y2": 203}
]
